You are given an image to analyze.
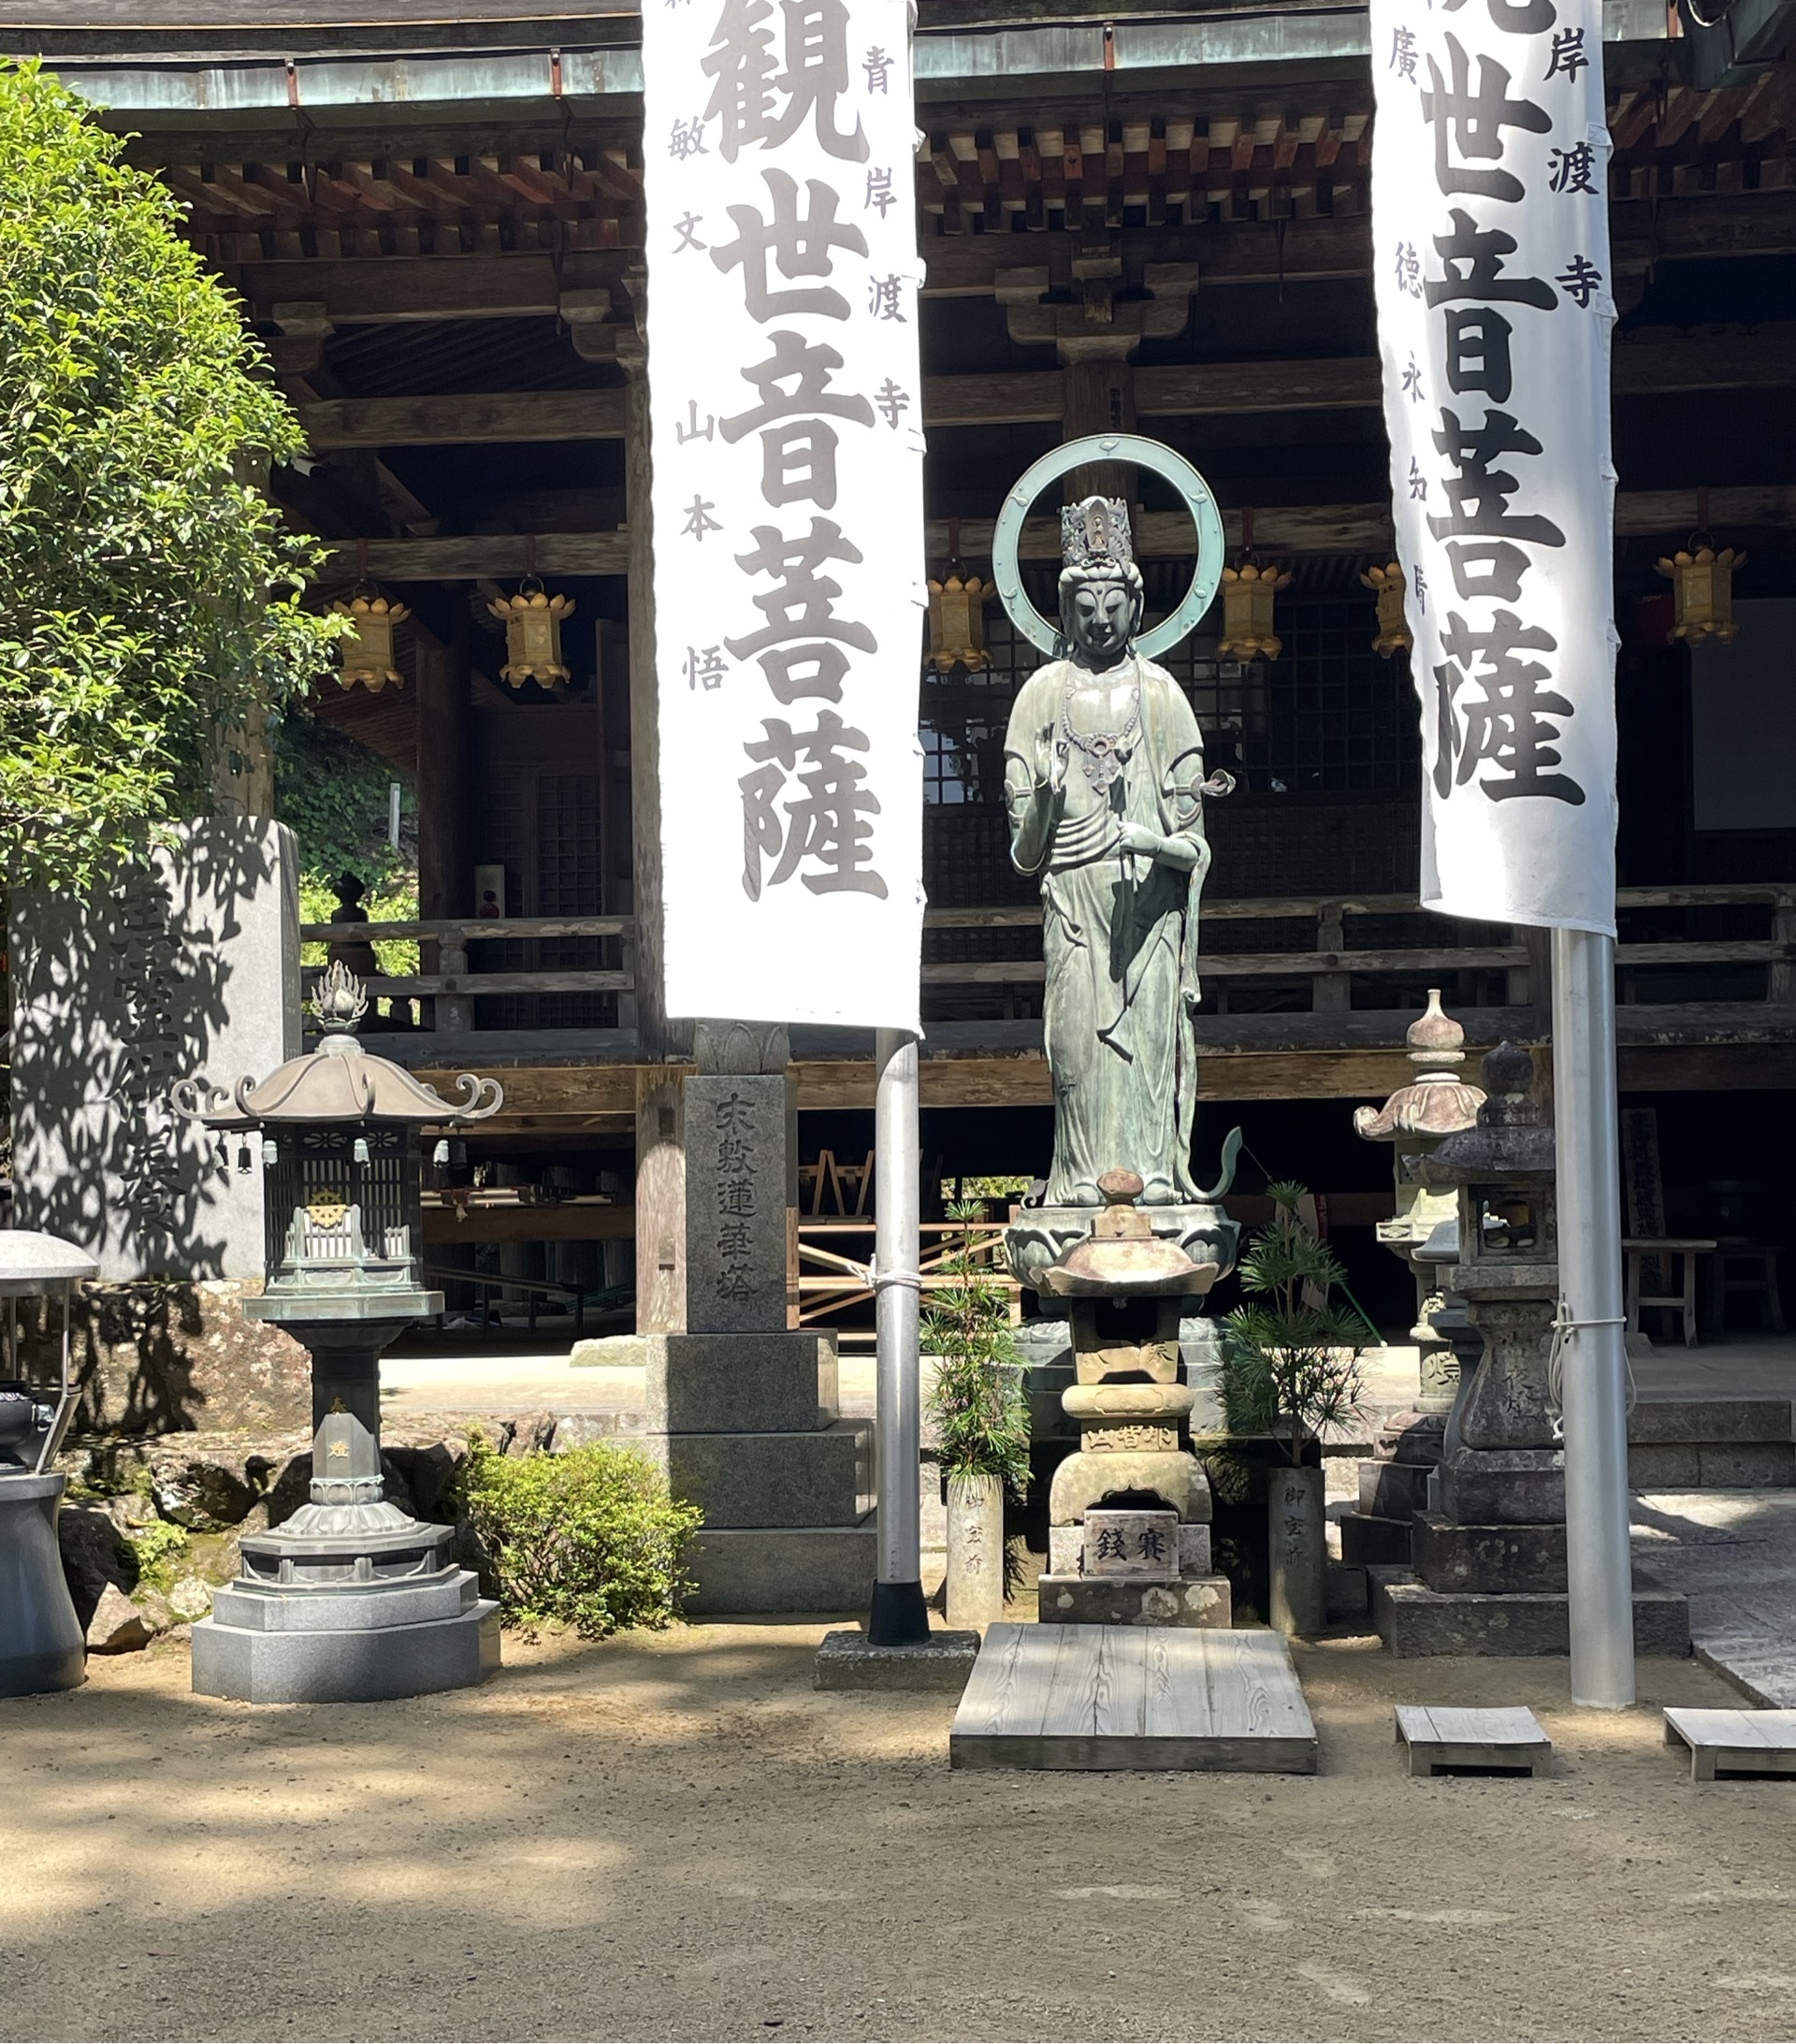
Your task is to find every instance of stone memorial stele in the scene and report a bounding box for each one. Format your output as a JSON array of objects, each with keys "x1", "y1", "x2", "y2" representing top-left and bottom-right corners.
[
  {"x1": 7, "y1": 819, "x2": 299, "y2": 1280},
  {"x1": 645, "y1": 1020, "x2": 876, "y2": 1612},
  {"x1": 999, "y1": 493, "x2": 1239, "y2": 1627}
]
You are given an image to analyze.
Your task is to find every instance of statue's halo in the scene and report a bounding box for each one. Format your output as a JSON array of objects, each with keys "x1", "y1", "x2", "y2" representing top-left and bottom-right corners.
[{"x1": 991, "y1": 433, "x2": 1227, "y2": 660}]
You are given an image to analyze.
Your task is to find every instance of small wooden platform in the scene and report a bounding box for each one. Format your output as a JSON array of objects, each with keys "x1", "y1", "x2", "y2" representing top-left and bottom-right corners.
[
  {"x1": 1394, "y1": 1704, "x2": 1552, "y2": 1776},
  {"x1": 949, "y1": 1624, "x2": 1317, "y2": 1773},
  {"x1": 1663, "y1": 1707, "x2": 1796, "y2": 1780}
]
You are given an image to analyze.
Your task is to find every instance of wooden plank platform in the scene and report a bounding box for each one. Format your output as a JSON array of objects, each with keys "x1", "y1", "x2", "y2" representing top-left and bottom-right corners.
[
  {"x1": 1394, "y1": 1704, "x2": 1553, "y2": 1776},
  {"x1": 949, "y1": 1624, "x2": 1317, "y2": 1773},
  {"x1": 1663, "y1": 1707, "x2": 1796, "y2": 1780}
]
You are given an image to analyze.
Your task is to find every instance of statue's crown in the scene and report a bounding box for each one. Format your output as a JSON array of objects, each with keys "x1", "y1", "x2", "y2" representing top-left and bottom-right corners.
[{"x1": 1060, "y1": 497, "x2": 1135, "y2": 573}]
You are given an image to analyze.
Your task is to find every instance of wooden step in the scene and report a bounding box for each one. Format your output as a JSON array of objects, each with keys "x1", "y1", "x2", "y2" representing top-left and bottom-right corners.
[
  {"x1": 1663, "y1": 1706, "x2": 1796, "y2": 1780},
  {"x1": 1395, "y1": 1703, "x2": 1552, "y2": 1776},
  {"x1": 949, "y1": 1623, "x2": 1317, "y2": 1773}
]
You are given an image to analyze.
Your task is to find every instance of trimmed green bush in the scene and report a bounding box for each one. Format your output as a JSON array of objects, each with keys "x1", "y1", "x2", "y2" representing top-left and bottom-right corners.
[{"x1": 456, "y1": 1438, "x2": 702, "y2": 1639}]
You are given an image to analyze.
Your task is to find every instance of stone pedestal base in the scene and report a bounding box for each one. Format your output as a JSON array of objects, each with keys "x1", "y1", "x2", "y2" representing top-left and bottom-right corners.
[
  {"x1": 1359, "y1": 1457, "x2": 1433, "y2": 1520},
  {"x1": 814, "y1": 1627, "x2": 980, "y2": 1691},
  {"x1": 1439, "y1": 1447, "x2": 1565, "y2": 1525},
  {"x1": 191, "y1": 1490, "x2": 500, "y2": 1703},
  {"x1": 1036, "y1": 1572, "x2": 1233, "y2": 1628},
  {"x1": 1412, "y1": 1513, "x2": 1568, "y2": 1595},
  {"x1": 1339, "y1": 1511, "x2": 1414, "y2": 1567},
  {"x1": 644, "y1": 1329, "x2": 874, "y2": 1614},
  {"x1": 683, "y1": 1525, "x2": 876, "y2": 1615},
  {"x1": 1005, "y1": 1201, "x2": 1237, "y2": 1297},
  {"x1": 1369, "y1": 1567, "x2": 1690, "y2": 1658}
]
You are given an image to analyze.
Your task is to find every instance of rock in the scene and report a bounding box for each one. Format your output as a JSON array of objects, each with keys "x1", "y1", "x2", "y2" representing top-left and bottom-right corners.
[
  {"x1": 552, "y1": 1415, "x2": 619, "y2": 1454},
  {"x1": 507, "y1": 1409, "x2": 558, "y2": 1457},
  {"x1": 410, "y1": 1440, "x2": 468, "y2": 1521},
  {"x1": 147, "y1": 1448, "x2": 257, "y2": 1530},
  {"x1": 135, "y1": 1590, "x2": 176, "y2": 1635},
  {"x1": 167, "y1": 1575, "x2": 213, "y2": 1622},
  {"x1": 25, "y1": 1280, "x2": 311, "y2": 1436},
  {"x1": 378, "y1": 1451, "x2": 418, "y2": 1519},
  {"x1": 571, "y1": 1334, "x2": 646, "y2": 1370},
  {"x1": 58, "y1": 1505, "x2": 135, "y2": 1629},
  {"x1": 86, "y1": 1583, "x2": 152, "y2": 1654}
]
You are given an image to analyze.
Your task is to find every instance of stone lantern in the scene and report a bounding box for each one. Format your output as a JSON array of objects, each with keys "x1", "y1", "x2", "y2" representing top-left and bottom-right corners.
[
  {"x1": 0, "y1": 1229, "x2": 98, "y2": 1697},
  {"x1": 173, "y1": 963, "x2": 507, "y2": 1702},
  {"x1": 1369, "y1": 1042, "x2": 1687, "y2": 1656},
  {"x1": 1340, "y1": 991, "x2": 1484, "y2": 1567}
]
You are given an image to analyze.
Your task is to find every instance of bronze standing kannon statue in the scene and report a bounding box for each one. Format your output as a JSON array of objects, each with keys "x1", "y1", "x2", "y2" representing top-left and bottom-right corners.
[{"x1": 1003, "y1": 497, "x2": 1223, "y2": 1208}]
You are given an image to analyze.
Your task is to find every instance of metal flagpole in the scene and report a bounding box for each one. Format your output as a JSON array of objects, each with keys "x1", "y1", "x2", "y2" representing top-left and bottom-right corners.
[
  {"x1": 867, "y1": 1026, "x2": 929, "y2": 1645},
  {"x1": 1551, "y1": 926, "x2": 1636, "y2": 1708}
]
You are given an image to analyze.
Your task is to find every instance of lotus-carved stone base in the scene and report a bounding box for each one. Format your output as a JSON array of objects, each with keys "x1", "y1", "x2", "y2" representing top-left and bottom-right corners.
[{"x1": 1006, "y1": 1200, "x2": 1238, "y2": 1297}]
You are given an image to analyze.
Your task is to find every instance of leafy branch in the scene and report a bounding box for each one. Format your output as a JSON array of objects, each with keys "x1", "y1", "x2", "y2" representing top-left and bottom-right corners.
[
  {"x1": 1221, "y1": 1181, "x2": 1363, "y2": 1467},
  {"x1": 922, "y1": 1197, "x2": 1031, "y2": 1499}
]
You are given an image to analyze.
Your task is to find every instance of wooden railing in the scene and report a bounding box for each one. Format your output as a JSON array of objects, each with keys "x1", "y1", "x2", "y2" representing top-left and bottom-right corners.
[
  {"x1": 300, "y1": 914, "x2": 634, "y2": 1024},
  {"x1": 924, "y1": 883, "x2": 1796, "y2": 1011},
  {"x1": 305, "y1": 882, "x2": 1796, "y2": 1033}
]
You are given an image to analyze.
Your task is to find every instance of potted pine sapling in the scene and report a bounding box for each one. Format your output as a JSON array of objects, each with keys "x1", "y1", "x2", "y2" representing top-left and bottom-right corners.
[
  {"x1": 924, "y1": 1198, "x2": 1032, "y2": 1629},
  {"x1": 1221, "y1": 1181, "x2": 1364, "y2": 1635}
]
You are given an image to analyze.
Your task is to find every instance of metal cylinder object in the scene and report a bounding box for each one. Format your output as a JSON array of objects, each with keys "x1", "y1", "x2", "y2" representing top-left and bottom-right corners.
[
  {"x1": 0, "y1": 1474, "x2": 86, "y2": 1698},
  {"x1": 1551, "y1": 925, "x2": 1636, "y2": 1710},
  {"x1": 869, "y1": 1026, "x2": 929, "y2": 1645}
]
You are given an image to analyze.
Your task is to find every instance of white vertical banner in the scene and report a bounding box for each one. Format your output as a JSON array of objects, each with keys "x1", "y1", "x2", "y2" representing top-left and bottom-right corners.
[
  {"x1": 641, "y1": 0, "x2": 927, "y2": 1029},
  {"x1": 1370, "y1": 0, "x2": 1619, "y2": 934}
]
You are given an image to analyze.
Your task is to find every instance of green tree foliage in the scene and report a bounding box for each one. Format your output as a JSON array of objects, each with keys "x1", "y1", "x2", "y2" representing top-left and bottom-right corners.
[
  {"x1": 1221, "y1": 1181, "x2": 1363, "y2": 1466},
  {"x1": 0, "y1": 60, "x2": 337, "y2": 889},
  {"x1": 923, "y1": 1198, "x2": 1032, "y2": 1498},
  {"x1": 456, "y1": 1438, "x2": 702, "y2": 1638},
  {"x1": 274, "y1": 706, "x2": 413, "y2": 892}
]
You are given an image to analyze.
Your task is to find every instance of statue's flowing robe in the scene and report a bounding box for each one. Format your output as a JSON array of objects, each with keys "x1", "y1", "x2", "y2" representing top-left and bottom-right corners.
[{"x1": 1003, "y1": 657, "x2": 1210, "y2": 1206}]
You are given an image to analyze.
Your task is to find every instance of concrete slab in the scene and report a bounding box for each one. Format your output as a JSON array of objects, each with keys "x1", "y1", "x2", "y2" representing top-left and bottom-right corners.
[{"x1": 1632, "y1": 1488, "x2": 1796, "y2": 1707}]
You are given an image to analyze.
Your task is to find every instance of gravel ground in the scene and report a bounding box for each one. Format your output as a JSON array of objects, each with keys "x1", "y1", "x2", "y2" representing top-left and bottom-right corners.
[{"x1": 4, "y1": 1623, "x2": 1794, "y2": 2043}]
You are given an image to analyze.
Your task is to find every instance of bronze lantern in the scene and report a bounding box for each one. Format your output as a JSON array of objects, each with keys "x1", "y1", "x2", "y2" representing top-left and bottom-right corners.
[
  {"x1": 490, "y1": 581, "x2": 576, "y2": 688},
  {"x1": 333, "y1": 588, "x2": 411, "y2": 691},
  {"x1": 926, "y1": 572, "x2": 992, "y2": 673},
  {"x1": 1361, "y1": 561, "x2": 1413, "y2": 659}
]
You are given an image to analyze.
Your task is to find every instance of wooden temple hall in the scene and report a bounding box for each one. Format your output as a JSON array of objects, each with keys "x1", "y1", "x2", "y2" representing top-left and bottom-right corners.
[{"x1": 18, "y1": 0, "x2": 1796, "y2": 1341}]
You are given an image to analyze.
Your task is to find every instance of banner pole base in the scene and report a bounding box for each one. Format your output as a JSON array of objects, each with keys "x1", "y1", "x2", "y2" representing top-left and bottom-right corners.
[{"x1": 866, "y1": 1578, "x2": 931, "y2": 1648}]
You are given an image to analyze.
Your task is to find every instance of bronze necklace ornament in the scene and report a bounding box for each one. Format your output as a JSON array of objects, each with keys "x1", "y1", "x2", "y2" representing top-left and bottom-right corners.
[{"x1": 1059, "y1": 657, "x2": 1142, "y2": 793}]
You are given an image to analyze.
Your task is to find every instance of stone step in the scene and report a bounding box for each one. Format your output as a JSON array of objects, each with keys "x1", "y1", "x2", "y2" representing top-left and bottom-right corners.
[
  {"x1": 1627, "y1": 1399, "x2": 1794, "y2": 1487},
  {"x1": 1369, "y1": 1566, "x2": 1690, "y2": 1658}
]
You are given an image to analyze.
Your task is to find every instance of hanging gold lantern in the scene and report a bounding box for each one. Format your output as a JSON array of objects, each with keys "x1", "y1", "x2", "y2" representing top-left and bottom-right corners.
[
  {"x1": 489, "y1": 578, "x2": 576, "y2": 688},
  {"x1": 926, "y1": 573, "x2": 992, "y2": 673},
  {"x1": 332, "y1": 587, "x2": 411, "y2": 691},
  {"x1": 1657, "y1": 497, "x2": 1745, "y2": 645},
  {"x1": 1217, "y1": 562, "x2": 1292, "y2": 660},
  {"x1": 1361, "y1": 561, "x2": 1413, "y2": 658},
  {"x1": 1657, "y1": 545, "x2": 1745, "y2": 644}
]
